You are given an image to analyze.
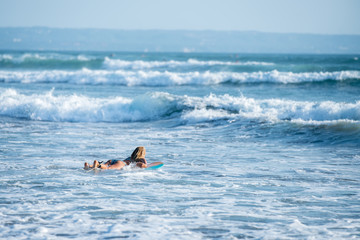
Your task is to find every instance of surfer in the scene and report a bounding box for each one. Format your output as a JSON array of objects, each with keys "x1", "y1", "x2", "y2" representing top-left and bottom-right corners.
[{"x1": 84, "y1": 146, "x2": 147, "y2": 170}]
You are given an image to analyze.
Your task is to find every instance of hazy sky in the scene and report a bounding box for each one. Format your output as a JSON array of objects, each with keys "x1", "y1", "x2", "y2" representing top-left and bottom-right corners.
[{"x1": 0, "y1": 0, "x2": 359, "y2": 35}]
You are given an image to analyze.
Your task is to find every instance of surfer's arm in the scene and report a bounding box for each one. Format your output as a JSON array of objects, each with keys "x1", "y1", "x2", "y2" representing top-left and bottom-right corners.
[
  {"x1": 123, "y1": 157, "x2": 131, "y2": 165},
  {"x1": 136, "y1": 162, "x2": 147, "y2": 168}
]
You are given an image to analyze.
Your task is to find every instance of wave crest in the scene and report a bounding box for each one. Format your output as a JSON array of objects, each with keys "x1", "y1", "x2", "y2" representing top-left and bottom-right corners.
[
  {"x1": 103, "y1": 57, "x2": 274, "y2": 69},
  {"x1": 1, "y1": 69, "x2": 359, "y2": 85},
  {"x1": 0, "y1": 53, "x2": 94, "y2": 63},
  {"x1": 0, "y1": 90, "x2": 359, "y2": 126}
]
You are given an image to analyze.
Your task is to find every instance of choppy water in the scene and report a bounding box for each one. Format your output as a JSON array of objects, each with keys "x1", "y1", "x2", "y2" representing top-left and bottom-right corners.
[{"x1": 0, "y1": 51, "x2": 359, "y2": 239}]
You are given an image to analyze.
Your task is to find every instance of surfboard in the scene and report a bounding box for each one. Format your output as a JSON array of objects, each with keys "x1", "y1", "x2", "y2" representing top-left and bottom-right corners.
[{"x1": 145, "y1": 161, "x2": 164, "y2": 170}]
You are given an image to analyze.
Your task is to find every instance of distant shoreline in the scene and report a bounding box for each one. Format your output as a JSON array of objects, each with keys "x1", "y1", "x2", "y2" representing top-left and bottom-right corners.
[
  {"x1": 0, "y1": 49, "x2": 359, "y2": 56},
  {"x1": 1, "y1": 27, "x2": 360, "y2": 54}
]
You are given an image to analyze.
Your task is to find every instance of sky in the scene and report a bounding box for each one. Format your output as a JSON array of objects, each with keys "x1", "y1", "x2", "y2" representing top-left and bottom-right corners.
[{"x1": 0, "y1": 0, "x2": 359, "y2": 35}]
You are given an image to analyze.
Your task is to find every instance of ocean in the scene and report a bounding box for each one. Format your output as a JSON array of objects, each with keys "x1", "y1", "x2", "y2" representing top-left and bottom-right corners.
[{"x1": 0, "y1": 51, "x2": 359, "y2": 239}]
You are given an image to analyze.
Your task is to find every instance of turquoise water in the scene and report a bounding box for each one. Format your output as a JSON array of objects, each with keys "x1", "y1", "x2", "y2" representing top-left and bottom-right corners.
[{"x1": 0, "y1": 51, "x2": 359, "y2": 239}]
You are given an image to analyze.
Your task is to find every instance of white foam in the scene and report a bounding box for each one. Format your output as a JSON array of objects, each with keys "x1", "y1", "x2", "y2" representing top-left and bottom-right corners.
[
  {"x1": 187, "y1": 59, "x2": 274, "y2": 66},
  {"x1": 22, "y1": 53, "x2": 47, "y2": 61},
  {"x1": 0, "y1": 54, "x2": 13, "y2": 61},
  {"x1": 0, "y1": 53, "x2": 94, "y2": 63},
  {"x1": 1, "y1": 69, "x2": 359, "y2": 86},
  {"x1": 0, "y1": 90, "x2": 359, "y2": 125},
  {"x1": 103, "y1": 57, "x2": 274, "y2": 69},
  {"x1": 290, "y1": 119, "x2": 360, "y2": 132},
  {"x1": 0, "y1": 89, "x2": 133, "y2": 122},
  {"x1": 182, "y1": 94, "x2": 360, "y2": 123},
  {"x1": 225, "y1": 70, "x2": 360, "y2": 84},
  {"x1": 76, "y1": 55, "x2": 91, "y2": 61}
]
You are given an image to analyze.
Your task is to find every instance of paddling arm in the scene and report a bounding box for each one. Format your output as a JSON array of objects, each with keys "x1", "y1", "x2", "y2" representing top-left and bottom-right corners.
[{"x1": 136, "y1": 162, "x2": 147, "y2": 168}]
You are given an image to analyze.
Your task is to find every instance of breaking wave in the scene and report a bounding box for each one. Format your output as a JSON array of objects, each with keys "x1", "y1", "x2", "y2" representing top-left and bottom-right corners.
[
  {"x1": 0, "y1": 53, "x2": 102, "y2": 69},
  {"x1": 0, "y1": 53, "x2": 274, "y2": 70},
  {"x1": 1, "y1": 90, "x2": 359, "y2": 128},
  {"x1": 0, "y1": 69, "x2": 359, "y2": 85},
  {"x1": 0, "y1": 53, "x2": 94, "y2": 63},
  {"x1": 103, "y1": 57, "x2": 274, "y2": 69}
]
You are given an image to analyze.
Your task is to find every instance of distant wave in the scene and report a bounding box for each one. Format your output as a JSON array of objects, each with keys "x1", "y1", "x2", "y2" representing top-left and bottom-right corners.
[
  {"x1": 1, "y1": 90, "x2": 359, "y2": 127},
  {"x1": 103, "y1": 57, "x2": 274, "y2": 69},
  {"x1": 0, "y1": 53, "x2": 94, "y2": 63},
  {"x1": 0, "y1": 69, "x2": 359, "y2": 85},
  {"x1": 0, "y1": 53, "x2": 102, "y2": 70},
  {"x1": 0, "y1": 54, "x2": 274, "y2": 69}
]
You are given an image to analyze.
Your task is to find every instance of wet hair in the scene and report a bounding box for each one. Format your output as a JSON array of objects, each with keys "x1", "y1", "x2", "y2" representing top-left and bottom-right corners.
[{"x1": 131, "y1": 146, "x2": 146, "y2": 161}]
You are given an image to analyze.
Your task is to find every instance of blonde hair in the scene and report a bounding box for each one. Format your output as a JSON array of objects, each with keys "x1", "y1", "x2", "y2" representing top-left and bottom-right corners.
[{"x1": 131, "y1": 146, "x2": 146, "y2": 160}]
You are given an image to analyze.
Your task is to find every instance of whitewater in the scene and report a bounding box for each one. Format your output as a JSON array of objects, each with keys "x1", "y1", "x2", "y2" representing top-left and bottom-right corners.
[{"x1": 0, "y1": 51, "x2": 359, "y2": 239}]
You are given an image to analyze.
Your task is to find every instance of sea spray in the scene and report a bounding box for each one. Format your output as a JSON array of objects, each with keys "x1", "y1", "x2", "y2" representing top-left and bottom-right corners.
[
  {"x1": 103, "y1": 57, "x2": 275, "y2": 69},
  {"x1": 1, "y1": 89, "x2": 359, "y2": 125},
  {"x1": 1, "y1": 69, "x2": 359, "y2": 85}
]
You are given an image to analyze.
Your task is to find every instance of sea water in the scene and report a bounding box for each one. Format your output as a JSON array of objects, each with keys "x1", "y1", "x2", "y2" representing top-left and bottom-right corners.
[{"x1": 0, "y1": 51, "x2": 359, "y2": 239}]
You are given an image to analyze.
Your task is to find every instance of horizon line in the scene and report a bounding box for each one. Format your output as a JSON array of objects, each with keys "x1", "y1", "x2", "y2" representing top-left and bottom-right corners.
[{"x1": 1, "y1": 26, "x2": 360, "y2": 37}]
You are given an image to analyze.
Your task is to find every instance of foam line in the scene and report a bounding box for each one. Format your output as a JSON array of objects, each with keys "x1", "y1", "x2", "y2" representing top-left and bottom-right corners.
[
  {"x1": 0, "y1": 69, "x2": 359, "y2": 85},
  {"x1": 0, "y1": 90, "x2": 359, "y2": 125}
]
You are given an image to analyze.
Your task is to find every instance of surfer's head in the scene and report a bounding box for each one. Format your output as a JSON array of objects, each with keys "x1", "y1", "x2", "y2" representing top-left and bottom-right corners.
[{"x1": 131, "y1": 146, "x2": 146, "y2": 160}]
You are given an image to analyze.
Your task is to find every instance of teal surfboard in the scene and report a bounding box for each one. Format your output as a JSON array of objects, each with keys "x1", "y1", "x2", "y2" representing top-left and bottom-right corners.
[{"x1": 145, "y1": 162, "x2": 164, "y2": 170}]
